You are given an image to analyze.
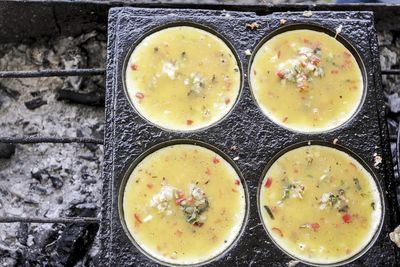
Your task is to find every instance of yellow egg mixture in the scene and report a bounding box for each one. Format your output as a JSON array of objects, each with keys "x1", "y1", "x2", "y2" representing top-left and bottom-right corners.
[
  {"x1": 122, "y1": 144, "x2": 246, "y2": 264},
  {"x1": 125, "y1": 26, "x2": 241, "y2": 131},
  {"x1": 250, "y1": 29, "x2": 363, "y2": 132},
  {"x1": 259, "y1": 145, "x2": 381, "y2": 264}
]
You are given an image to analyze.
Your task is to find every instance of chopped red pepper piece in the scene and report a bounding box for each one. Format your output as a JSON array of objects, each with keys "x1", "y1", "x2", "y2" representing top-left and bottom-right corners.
[
  {"x1": 186, "y1": 119, "x2": 193, "y2": 125},
  {"x1": 130, "y1": 64, "x2": 138, "y2": 71},
  {"x1": 193, "y1": 222, "x2": 204, "y2": 227},
  {"x1": 349, "y1": 162, "x2": 357, "y2": 169},
  {"x1": 311, "y1": 223, "x2": 320, "y2": 232},
  {"x1": 272, "y1": 227, "x2": 283, "y2": 237},
  {"x1": 331, "y1": 69, "x2": 339, "y2": 74},
  {"x1": 310, "y1": 56, "x2": 320, "y2": 65},
  {"x1": 235, "y1": 179, "x2": 241, "y2": 185},
  {"x1": 276, "y1": 70, "x2": 285, "y2": 79},
  {"x1": 175, "y1": 230, "x2": 183, "y2": 237},
  {"x1": 225, "y1": 98, "x2": 231, "y2": 105},
  {"x1": 175, "y1": 197, "x2": 186, "y2": 205},
  {"x1": 213, "y1": 157, "x2": 220, "y2": 164},
  {"x1": 342, "y1": 213, "x2": 352, "y2": 224},
  {"x1": 146, "y1": 183, "x2": 153, "y2": 189},
  {"x1": 224, "y1": 79, "x2": 232, "y2": 90},
  {"x1": 264, "y1": 177, "x2": 272, "y2": 188},
  {"x1": 135, "y1": 92, "x2": 144, "y2": 99},
  {"x1": 343, "y1": 51, "x2": 352, "y2": 58},
  {"x1": 134, "y1": 213, "x2": 142, "y2": 223},
  {"x1": 177, "y1": 191, "x2": 185, "y2": 198}
]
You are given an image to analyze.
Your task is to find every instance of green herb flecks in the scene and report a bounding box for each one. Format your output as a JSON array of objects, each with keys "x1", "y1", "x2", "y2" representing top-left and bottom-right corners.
[
  {"x1": 179, "y1": 184, "x2": 209, "y2": 226},
  {"x1": 353, "y1": 177, "x2": 362, "y2": 192},
  {"x1": 264, "y1": 205, "x2": 275, "y2": 220}
]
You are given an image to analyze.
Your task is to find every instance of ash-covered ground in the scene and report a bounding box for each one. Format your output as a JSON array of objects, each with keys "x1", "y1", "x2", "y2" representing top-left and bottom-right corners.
[
  {"x1": 379, "y1": 30, "x2": 400, "y2": 181},
  {"x1": 0, "y1": 31, "x2": 106, "y2": 266},
  {"x1": 0, "y1": 28, "x2": 399, "y2": 266}
]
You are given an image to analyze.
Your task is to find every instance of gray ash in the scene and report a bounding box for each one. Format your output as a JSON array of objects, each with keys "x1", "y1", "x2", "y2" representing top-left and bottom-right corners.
[
  {"x1": 0, "y1": 30, "x2": 105, "y2": 267},
  {"x1": 378, "y1": 30, "x2": 400, "y2": 203}
]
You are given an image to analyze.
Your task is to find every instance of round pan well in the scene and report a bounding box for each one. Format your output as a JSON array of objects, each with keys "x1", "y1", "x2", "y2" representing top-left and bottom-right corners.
[
  {"x1": 123, "y1": 23, "x2": 243, "y2": 132},
  {"x1": 119, "y1": 140, "x2": 249, "y2": 266},
  {"x1": 257, "y1": 141, "x2": 384, "y2": 266},
  {"x1": 249, "y1": 24, "x2": 366, "y2": 133}
]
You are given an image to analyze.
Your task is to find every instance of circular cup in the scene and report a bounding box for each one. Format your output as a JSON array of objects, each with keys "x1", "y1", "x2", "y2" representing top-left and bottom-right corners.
[
  {"x1": 257, "y1": 140, "x2": 384, "y2": 266},
  {"x1": 119, "y1": 139, "x2": 249, "y2": 266},
  {"x1": 249, "y1": 24, "x2": 367, "y2": 134},
  {"x1": 123, "y1": 23, "x2": 243, "y2": 132}
]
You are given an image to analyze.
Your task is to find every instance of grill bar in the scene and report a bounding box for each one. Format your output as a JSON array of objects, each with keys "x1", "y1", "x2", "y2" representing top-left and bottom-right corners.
[
  {"x1": 0, "y1": 68, "x2": 397, "y2": 79},
  {"x1": 0, "y1": 136, "x2": 103, "y2": 144},
  {"x1": 0, "y1": 216, "x2": 99, "y2": 224},
  {"x1": 381, "y1": 69, "x2": 400, "y2": 75},
  {"x1": 0, "y1": 68, "x2": 105, "y2": 78}
]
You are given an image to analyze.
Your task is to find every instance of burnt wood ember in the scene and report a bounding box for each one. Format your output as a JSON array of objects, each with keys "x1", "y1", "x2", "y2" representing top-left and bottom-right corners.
[
  {"x1": 0, "y1": 143, "x2": 16, "y2": 159},
  {"x1": 24, "y1": 97, "x2": 47, "y2": 110},
  {"x1": 17, "y1": 223, "x2": 29, "y2": 246},
  {"x1": 0, "y1": 84, "x2": 20, "y2": 100},
  {"x1": 56, "y1": 89, "x2": 105, "y2": 107},
  {"x1": 49, "y1": 175, "x2": 64, "y2": 189},
  {"x1": 49, "y1": 223, "x2": 99, "y2": 267},
  {"x1": 30, "y1": 168, "x2": 47, "y2": 183},
  {"x1": 49, "y1": 206, "x2": 98, "y2": 267}
]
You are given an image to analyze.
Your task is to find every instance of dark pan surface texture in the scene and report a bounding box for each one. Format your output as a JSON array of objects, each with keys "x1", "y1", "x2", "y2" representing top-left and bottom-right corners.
[{"x1": 102, "y1": 7, "x2": 399, "y2": 266}]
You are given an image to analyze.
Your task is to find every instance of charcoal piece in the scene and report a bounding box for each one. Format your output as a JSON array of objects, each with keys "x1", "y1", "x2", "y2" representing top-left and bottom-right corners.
[
  {"x1": 49, "y1": 176, "x2": 64, "y2": 189},
  {"x1": 0, "y1": 143, "x2": 16, "y2": 159},
  {"x1": 30, "y1": 184, "x2": 47, "y2": 195},
  {"x1": 31, "y1": 168, "x2": 48, "y2": 182},
  {"x1": 49, "y1": 205, "x2": 99, "y2": 267},
  {"x1": 30, "y1": 91, "x2": 41, "y2": 97},
  {"x1": 15, "y1": 225, "x2": 60, "y2": 266},
  {"x1": 67, "y1": 203, "x2": 97, "y2": 218},
  {"x1": 49, "y1": 223, "x2": 99, "y2": 267},
  {"x1": 84, "y1": 143, "x2": 98, "y2": 152},
  {"x1": 23, "y1": 197, "x2": 39, "y2": 205},
  {"x1": 56, "y1": 89, "x2": 105, "y2": 107},
  {"x1": 0, "y1": 84, "x2": 20, "y2": 99},
  {"x1": 57, "y1": 196, "x2": 63, "y2": 204},
  {"x1": 18, "y1": 223, "x2": 29, "y2": 246},
  {"x1": 24, "y1": 97, "x2": 47, "y2": 110},
  {"x1": 90, "y1": 122, "x2": 104, "y2": 139},
  {"x1": 79, "y1": 155, "x2": 97, "y2": 161}
]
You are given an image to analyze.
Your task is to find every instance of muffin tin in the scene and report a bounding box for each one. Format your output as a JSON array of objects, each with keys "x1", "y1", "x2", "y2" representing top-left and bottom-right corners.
[{"x1": 101, "y1": 7, "x2": 400, "y2": 266}]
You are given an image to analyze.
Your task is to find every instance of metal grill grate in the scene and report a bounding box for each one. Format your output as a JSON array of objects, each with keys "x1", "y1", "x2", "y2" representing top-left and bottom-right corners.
[
  {"x1": 0, "y1": 67, "x2": 105, "y2": 225},
  {"x1": 1, "y1": 66, "x2": 398, "y2": 226}
]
